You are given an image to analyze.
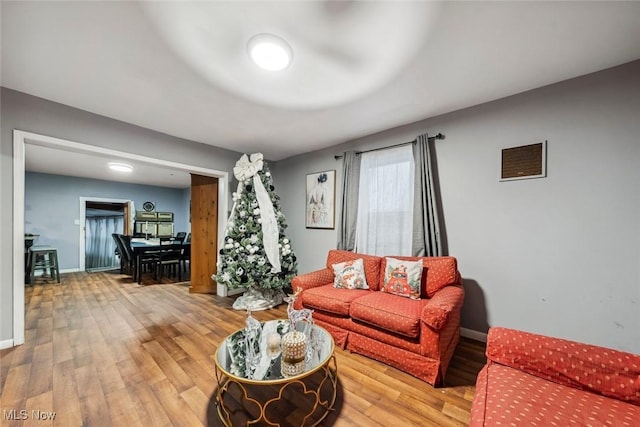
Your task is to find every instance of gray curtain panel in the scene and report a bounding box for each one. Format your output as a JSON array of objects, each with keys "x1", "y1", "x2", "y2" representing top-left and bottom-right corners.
[
  {"x1": 336, "y1": 151, "x2": 361, "y2": 251},
  {"x1": 86, "y1": 215, "x2": 123, "y2": 270},
  {"x1": 412, "y1": 134, "x2": 442, "y2": 256}
]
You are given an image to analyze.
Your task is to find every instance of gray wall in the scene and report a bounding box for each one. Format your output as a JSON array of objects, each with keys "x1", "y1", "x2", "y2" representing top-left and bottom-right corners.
[
  {"x1": 25, "y1": 172, "x2": 190, "y2": 270},
  {"x1": 4, "y1": 62, "x2": 640, "y2": 353},
  {"x1": 1, "y1": 87, "x2": 242, "y2": 341},
  {"x1": 274, "y1": 60, "x2": 640, "y2": 354}
]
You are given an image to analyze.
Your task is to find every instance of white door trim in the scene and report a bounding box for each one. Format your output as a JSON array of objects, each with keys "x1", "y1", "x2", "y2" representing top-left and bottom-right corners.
[{"x1": 13, "y1": 129, "x2": 228, "y2": 346}]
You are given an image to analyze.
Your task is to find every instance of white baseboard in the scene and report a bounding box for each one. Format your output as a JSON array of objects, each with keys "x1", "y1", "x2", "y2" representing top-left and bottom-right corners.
[
  {"x1": 461, "y1": 327, "x2": 488, "y2": 343},
  {"x1": 32, "y1": 267, "x2": 80, "y2": 277},
  {"x1": 0, "y1": 339, "x2": 15, "y2": 350}
]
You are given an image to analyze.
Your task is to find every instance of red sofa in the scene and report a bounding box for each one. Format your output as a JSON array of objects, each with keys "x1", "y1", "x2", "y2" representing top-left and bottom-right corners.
[
  {"x1": 471, "y1": 327, "x2": 640, "y2": 426},
  {"x1": 292, "y1": 249, "x2": 464, "y2": 386}
]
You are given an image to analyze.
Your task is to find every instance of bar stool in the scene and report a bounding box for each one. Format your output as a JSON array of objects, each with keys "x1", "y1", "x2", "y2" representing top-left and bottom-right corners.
[{"x1": 27, "y1": 246, "x2": 60, "y2": 285}]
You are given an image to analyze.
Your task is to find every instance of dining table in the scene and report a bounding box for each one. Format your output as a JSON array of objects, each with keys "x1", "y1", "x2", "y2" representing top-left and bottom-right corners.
[{"x1": 130, "y1": 238, "x2": 190, "y2": 284}]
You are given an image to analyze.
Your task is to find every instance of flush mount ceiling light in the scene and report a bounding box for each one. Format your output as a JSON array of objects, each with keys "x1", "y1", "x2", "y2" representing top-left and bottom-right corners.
[
  {"x1": 247, "y1": 33, "x2": 293, "y2": 71},
  {"x1": 108, "y1": 162, "x2": 133, "y2": 173}
]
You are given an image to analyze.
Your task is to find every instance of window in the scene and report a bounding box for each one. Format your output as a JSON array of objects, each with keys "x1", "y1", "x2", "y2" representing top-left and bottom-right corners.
[{"x1": 355, "y1": 145, "x2": 414, "y2": 256}]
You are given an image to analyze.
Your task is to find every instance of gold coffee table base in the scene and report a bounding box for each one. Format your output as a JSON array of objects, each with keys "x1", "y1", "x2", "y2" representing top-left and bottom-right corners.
[{"x1": 214, "y1": 355, "x2": 338, "y2": 427}]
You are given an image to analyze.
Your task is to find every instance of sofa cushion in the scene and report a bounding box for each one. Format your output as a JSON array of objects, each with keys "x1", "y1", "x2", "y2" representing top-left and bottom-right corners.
[
  {"x1": 471, "y1": 363, "x2": 640, "y2": 427},
  {"x1": 301, "y1": 284, "x2": 371, "y2": 316},
  {"x1": 381, "y1": 257, "x2": 423, "y2": 300},
  {"x1": 350, "y1": 292, "x2": 427, "y2": 338},
  {"x1": 327, "y1": 250, "x2": 382, "y2": 291},
  {"x1": 380, "y1": 256, "x2": 458, "y2": 298},
  {"x1": 487, "y1": 327, "x2": 640, "y2": 405},
  {"x1": 332, "y1": 258, "x2": 369, "y2": 289}
]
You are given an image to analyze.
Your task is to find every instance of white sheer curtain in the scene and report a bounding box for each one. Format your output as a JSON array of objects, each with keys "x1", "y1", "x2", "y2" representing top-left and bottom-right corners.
[
  {"x1": 355, "y1": 145, "x2": 415, "y2": 256},
  {"x1": 86, "y1": 215, "x2": 124, "y2": 271}
]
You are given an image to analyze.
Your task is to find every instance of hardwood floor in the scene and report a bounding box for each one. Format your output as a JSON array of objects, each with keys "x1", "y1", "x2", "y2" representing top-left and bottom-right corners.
[{"x1": 0, "y1": 271, "x2": 486, "y2": 426}]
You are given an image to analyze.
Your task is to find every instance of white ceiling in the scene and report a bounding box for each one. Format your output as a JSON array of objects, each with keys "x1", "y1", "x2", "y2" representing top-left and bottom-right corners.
[
  {"x1": 4, "y1": 1, "x2": 640, "y2": 185},
  {"x1": 25, "y1": 144, "x2": 192, "y2": 189}
]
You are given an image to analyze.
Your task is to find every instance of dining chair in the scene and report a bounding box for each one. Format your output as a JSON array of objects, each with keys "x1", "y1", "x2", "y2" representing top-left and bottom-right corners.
[
  {"x1": 180, "y1": 242, "x2": 191, "y2": 273},
  {"x1": 119, "y1": 234, "x2": 156, "y2": 281},
  {"x1": 153, "y1": 237, "x2": 182, "y2": 281},
  {"x1": 112, "y1": 233, "x2": 127, "y2": 274},
  {"x1": 116, "y1": 234, "x2": 134, "y2": 274},
  {"x1": 179, "y1": 233, "x2": 191, "y2": 273}
]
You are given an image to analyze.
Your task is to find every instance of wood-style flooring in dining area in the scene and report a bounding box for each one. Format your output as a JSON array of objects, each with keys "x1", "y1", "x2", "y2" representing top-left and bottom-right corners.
[{"x1": 0, "y1": 271, "x2": 486, "y2": 426}]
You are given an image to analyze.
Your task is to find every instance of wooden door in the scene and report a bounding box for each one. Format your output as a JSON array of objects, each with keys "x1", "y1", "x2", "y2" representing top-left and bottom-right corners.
[{"x1": 189, "y1": 174, "x2": 218, "y2": 294}]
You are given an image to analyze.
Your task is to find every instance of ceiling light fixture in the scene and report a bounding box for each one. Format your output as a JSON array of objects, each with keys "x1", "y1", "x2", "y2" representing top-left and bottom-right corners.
[
  {"x1": 108, "y1": 162, "x2": 133, "y2": 173},
  {"x1": 247, "y1": 33, "x2": 293, "y2": 71}
]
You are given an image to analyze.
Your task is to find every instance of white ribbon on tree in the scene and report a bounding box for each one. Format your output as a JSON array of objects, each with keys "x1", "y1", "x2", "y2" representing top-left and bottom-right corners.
[{"x1": 230, "y1": 153, "x2": 281, "y2": 273}]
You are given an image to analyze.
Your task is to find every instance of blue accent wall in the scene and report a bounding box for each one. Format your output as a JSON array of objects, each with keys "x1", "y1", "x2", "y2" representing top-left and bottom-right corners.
[{"x1": 25, "y1": 172, "x2": 190, "y2": 270}]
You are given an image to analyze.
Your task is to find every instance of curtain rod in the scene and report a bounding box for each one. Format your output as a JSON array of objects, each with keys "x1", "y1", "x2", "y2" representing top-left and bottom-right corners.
[{"x1": 334, "y1": 133, "x2": 444, "y2": 160}]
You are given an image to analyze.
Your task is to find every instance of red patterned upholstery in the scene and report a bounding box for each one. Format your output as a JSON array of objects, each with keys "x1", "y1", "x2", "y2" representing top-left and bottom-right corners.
[
  {"x1": 313, "y1": 310, "x2": 422, "y2": 354},
  {"x1": 294, "y1": 250, "x2": 464, "y2": 386},
  {"x1": 421, "y1": 285, "x2": 464, "y2": 377},
  {"x1": 379, "y1": 255, "x2": 459, "y2": 297},
  {"x1": 347, "y1": 332, "x2": 441, "y2": 385},
  {"x1": 292, "y1": 268, "x2": 335, "y2": 310},
  {"x1": 471, "y1": 364, "x2": 640, "y2": 427},
  {"x1": 326, "y1": 250, "x2": 383, "y2": 291},
  {"x1": 471, "y1": 327, "x2": 640, "y2": 426},
  {"x1": 291, "y1": 268, "x2": 335, "y2": 292},
  {"x1": 422, "y1": 285, "x2": 464, "y2": 330},
  {"x1": 436, "y1": 321, "x2": 460, "y2": 382},
  {"x1": 350, "y1": 292, "x2": 426, "y2": 338},
  {"x1": 486, "y1": 327, "x2": 640, "y2": 405},
  {"x1": 296, "y1": 309, "x2": 437, "y2": 383},
  {"x1": 301, "y1": 285, "x2": 371, "y2": 316}
]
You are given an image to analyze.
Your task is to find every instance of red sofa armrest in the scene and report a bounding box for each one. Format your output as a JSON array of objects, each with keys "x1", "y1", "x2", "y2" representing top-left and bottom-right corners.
[
  {"x1": 292, "y1": 268, "x2": 334, "y2": 293},
  {"x1": 487, "y1": 327, "x2": 640, "y2": 405},
  {"x1": 292, "y1": 269, "x2": 335, "y2": 310},
  {"x1": 421, "y1": 285, "x2": 464, "y2": 331}
]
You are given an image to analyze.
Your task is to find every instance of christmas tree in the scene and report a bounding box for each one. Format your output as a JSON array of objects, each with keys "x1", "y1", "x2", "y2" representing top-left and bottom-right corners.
[{"x1": 215, "y1": 153, "x2": 297, "y2": 310}]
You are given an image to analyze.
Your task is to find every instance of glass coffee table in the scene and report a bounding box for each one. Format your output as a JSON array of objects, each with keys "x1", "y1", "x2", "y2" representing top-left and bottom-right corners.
[{"x1": 214, "y1": 320, "x2": 337, "y2": 426}]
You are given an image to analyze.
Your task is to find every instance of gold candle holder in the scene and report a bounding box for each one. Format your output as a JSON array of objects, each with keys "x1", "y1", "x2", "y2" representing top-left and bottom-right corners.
[{"x1": 280, "y1": 330, "x2": 307, "y2": 377}]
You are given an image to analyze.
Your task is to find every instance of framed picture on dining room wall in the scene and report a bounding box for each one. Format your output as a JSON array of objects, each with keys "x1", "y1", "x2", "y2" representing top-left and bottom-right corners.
[{"x1": 306, "y1": 170, "x2": 335, "y2": 229}]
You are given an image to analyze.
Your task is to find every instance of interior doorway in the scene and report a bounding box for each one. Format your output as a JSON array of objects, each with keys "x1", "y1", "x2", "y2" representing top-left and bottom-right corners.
[
  {"x1": 79, "y1": 198, "x2": 133, "y2": 272},
  {"x1": 13, "y1": 129, "x2": 229, "y2": 346},
  {"x1": 84, "y1": 200, "x2": 128, "y2": 272}
]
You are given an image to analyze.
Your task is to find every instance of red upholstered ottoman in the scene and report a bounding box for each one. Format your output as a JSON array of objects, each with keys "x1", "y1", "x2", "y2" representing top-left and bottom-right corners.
[{"x1": 471, "y1": 327, "x2": 640, "y2": 426}]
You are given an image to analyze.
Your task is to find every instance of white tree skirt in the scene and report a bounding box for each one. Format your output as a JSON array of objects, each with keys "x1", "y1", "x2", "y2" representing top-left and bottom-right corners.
[{"x1": 232, "y1": 288, "x2": 285, "y2": 311}]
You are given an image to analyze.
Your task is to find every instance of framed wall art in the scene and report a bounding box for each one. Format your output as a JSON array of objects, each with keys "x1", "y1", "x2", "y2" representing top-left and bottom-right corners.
[{"x1": 306, "y1": 170, "x2": 335, "y2": 229}]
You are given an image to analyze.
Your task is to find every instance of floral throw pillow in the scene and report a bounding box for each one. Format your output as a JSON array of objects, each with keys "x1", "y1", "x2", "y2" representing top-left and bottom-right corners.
[
  {"x1": 382, "y1": 257, "x2": 423, "y2": 300},
  {"x1": 332, "y1": 258, "x2": 369, "y2": 290}
]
